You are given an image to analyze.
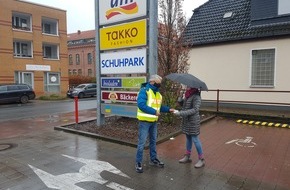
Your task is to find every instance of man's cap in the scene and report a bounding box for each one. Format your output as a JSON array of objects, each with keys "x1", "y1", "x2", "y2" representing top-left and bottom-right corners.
[{"x1": 149, "y1": 74, "x2": 162, "y2": 83}]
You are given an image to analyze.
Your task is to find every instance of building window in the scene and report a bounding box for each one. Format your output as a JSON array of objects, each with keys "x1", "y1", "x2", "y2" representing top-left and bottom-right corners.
[
  {"x1": 13, "y1": 40, "x2": 32, "y2": 57},
  {"x1": 12, "y1": 12, "x2": 31, "y2": 31},
  {"x1": 73, "y1": 69, "x2": 77, "y2": 75},
  {"x1": 88, "y1": 69, "x2": 92, "y2": 76},
  {"x1": 14, "y1": 72, "x2": 34, "y2": 88},
  {"x1": 68, "y1": 69, "x2": 72, "y2": 76},
  {"x1": 251, "y1": 49, "x2": 275, "y2": 87},
  {"x1": 78, "y1": 69, "x2": 82, "y2": 75},
  {"x1": 43, "y1": 43, "x2": 59, "y2": 59},
  {"x1": 76, "y1": 54, "x2": 80, "y2": 64},
  {"x1": 88, "y1": 53, "x2": 92, "y2": 64},
  {"x1": 278, "y1": 0, "x2": 290, "y2": 15},
  {"x1": 44, "y1": 72, "x2": 60, "y2": 93},
  {"x1": 42, "y1": 17, "x2": 58, "y2": 35},
  {"x1": 223, "y1": 11, "x2": 234, "y2": 19},
  {"x1": 69, "y1": 54, "x2": 73, "y2": 65}
]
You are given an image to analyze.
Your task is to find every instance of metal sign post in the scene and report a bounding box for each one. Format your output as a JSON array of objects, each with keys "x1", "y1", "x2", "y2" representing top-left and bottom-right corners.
[
  {"x1": 74, "y1": 96, "x2": 79, "y2": 124},
  {"x1": 95, "y1": 0, "x2": 105, "y2": 126},
  {"x1": 148, "y1": 0, "x2": 158, "y2": 77}
]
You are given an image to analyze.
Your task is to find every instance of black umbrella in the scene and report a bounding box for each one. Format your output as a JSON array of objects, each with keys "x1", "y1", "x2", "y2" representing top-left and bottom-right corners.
[{"x1": 165, "y1": 73, "x2": 208, "y2": 91}]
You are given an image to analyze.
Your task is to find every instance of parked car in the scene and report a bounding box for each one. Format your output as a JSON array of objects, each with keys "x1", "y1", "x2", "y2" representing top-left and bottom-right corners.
[
  {"x1": 0, "y1": 84, "x2": 36, "y2": 104},
  {"x1": 67, "y1": 83, "x2": 97, "y2": 98}
]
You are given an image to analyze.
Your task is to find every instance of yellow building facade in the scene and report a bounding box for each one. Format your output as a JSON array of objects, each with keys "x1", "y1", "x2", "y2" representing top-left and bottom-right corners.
[{"x1": 0, "y1": 0, "x2": 68, "y2": 96}]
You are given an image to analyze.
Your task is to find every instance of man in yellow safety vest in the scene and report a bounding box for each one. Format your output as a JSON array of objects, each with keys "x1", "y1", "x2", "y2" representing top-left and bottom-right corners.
[{"x1": 135, "y1": 74, "x2": 175, "y2": 173}]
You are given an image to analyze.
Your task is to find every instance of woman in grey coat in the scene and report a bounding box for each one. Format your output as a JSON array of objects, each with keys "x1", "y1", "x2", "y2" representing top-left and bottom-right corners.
[{"x1": 174, "y1": 87, "x2": 205, "y2": 168}]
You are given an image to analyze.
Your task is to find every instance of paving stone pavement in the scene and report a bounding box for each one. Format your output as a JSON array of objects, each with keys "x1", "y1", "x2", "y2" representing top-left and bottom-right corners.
[{"x1": 0, "y1": 110, "x2": 289, "y2": 190}]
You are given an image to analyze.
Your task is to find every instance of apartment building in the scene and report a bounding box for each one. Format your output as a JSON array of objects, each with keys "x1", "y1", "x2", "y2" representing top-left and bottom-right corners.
[
  {"x1": 0, "y1": 0, "x2": 68, "y2": 96},
  {"x1": 67, "y1": 30, "x2": 96, "y2": 77}
]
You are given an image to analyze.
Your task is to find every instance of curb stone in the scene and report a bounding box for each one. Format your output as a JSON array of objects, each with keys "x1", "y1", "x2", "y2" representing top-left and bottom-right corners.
[{"x1": 54, "y1": 115, "x2": 216, "y2": 148}]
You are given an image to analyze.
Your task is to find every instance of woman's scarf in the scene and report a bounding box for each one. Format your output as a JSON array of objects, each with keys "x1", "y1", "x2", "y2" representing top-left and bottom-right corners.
[{"x1": 185, "y1": 88, "x2": 199, "y2": 98}]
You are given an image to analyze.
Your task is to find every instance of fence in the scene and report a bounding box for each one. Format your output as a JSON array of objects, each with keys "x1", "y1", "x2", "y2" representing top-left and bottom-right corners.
[{"x1": 201, "y1": 89, "x2": 290, "y2": 119}]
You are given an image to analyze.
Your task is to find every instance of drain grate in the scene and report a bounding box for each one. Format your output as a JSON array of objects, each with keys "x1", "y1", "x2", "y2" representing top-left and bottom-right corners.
[{"x1": 0, "y1": 143, "x2": 18, "y2": 151}]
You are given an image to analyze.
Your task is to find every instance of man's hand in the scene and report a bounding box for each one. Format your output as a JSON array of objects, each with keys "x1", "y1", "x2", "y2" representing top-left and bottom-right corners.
[{"x1": 156, "y1": 110, "x2": 161, "y2": 116}]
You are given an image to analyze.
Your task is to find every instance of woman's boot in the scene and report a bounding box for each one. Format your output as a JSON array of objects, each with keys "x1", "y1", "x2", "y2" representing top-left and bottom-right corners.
[
  {"x1": 194, "y1": 158, "x2": 205, "y2": 168},
  {"x1": 178, "y1": 154, "x2": 192, "y2": 163}
]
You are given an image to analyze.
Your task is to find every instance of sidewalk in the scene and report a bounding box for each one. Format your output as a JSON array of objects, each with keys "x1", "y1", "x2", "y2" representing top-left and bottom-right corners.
[{"x1": 0, "y1": 108, "x2": 289, "y2": 190}]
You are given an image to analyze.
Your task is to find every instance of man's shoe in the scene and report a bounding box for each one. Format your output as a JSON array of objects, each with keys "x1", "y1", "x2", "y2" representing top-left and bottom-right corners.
[
  {"x1": 179, "y1": 154, "x2": 192, "y2": 163},
  {"x1": 149, "y1": 158, "x2": 164, "y2": 168},
  {"x1": 194, "y1": 159, "x2": 205, "y2": 168},
  {"x1": 135, "y1": 162, "x2": 143, "y2": 173}
]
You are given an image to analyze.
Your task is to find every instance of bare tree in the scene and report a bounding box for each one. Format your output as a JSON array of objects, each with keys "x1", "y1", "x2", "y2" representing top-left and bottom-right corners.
[
  {"x1": 157, "y1": 0, "x2": 190, "y2": 122},
  {"x1": 158, "y1": 0, "x2": 189, "y2": 77}
]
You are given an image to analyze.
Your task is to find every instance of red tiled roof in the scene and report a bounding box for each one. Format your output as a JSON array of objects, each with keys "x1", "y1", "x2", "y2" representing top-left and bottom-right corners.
[{"x1": 67, "y1": 30, "x2": 96, "y2": 40}]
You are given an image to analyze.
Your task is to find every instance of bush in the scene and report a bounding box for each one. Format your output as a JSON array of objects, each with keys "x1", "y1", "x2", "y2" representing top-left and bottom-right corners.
[
  {"x1": 159, "y1": 79, "x2": 182, "y2": 124},
  {"x1": 38, "y1": 94, "x2": 67, "y2": 100}
]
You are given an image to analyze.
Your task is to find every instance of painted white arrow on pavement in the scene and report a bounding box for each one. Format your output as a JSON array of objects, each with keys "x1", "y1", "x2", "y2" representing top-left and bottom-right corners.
[{"x1": 29, "y1": 154, "x2": 133, "y2": 190}]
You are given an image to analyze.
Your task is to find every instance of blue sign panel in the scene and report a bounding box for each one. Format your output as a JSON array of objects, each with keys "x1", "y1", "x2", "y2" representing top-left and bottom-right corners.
[
  {"x1": 101, "y1": 103, "x2": 137, "y2": 118},
  {"x1": 101, "y1": 78, "x2": 122, "y2": 88}
]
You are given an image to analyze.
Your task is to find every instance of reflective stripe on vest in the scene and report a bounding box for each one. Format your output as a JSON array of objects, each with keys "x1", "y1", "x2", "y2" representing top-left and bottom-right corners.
[{"x1": 137, "y1": 88, "x2": 162, "y2": 122}]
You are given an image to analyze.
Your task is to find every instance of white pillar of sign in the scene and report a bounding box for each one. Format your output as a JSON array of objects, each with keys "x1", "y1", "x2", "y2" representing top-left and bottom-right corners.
[
  {"x1": 95, "y1": 0, "x2": 105, "y2": 126},
  {"x1": 148, "y1": 0, "x2": 158, "y2": 76}
]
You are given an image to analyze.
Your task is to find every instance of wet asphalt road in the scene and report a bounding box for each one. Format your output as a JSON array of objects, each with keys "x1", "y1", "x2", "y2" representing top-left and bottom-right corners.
[{"x1": 0, "y1": 98, "x2": 97, "y2": 122}]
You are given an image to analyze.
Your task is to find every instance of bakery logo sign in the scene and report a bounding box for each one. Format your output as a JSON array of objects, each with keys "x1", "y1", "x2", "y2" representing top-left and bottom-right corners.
[
  {"x1": 99, "y1": 0, "x2": 147, "y2": 25},
  {"x1": 102, "y1": 91, "x2": 138, "y2": 103}
]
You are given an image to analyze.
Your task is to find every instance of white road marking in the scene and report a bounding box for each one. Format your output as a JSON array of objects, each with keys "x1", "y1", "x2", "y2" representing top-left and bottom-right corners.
[
  {"x1": 225, "y1": 136, "x2": 257, "y2": 147},
  {"x1": 29, "y1": 154, "x2": 133, "y2": 190}
]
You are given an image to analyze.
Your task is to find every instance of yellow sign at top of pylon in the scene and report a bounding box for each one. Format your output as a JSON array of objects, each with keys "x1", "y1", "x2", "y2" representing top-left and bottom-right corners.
[{"x1": 99, "y1": 0, "x2": 147, "y2": 25}]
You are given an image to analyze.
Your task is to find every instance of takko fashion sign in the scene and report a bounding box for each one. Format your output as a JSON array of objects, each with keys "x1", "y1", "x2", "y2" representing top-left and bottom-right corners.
[
  {"x1": 99, "y1": 0, "x2": 147, "y2": 25},
  {"x1": 100, "y1": 19, "x2": 146, "y2": 50},
  {"x1": 100, "y1": 48, "x2": 146, "y2": 74}
]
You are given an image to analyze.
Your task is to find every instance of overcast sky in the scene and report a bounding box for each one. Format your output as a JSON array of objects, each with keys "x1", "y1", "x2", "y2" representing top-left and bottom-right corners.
[{"x1": 24, "y1": 0, "x2": 208, "y2": 33}]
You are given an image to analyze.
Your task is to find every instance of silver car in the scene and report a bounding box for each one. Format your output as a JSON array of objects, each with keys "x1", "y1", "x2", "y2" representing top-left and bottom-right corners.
[{"x1": 67, "y1": 83, "x2": 97, "y2": 98}]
